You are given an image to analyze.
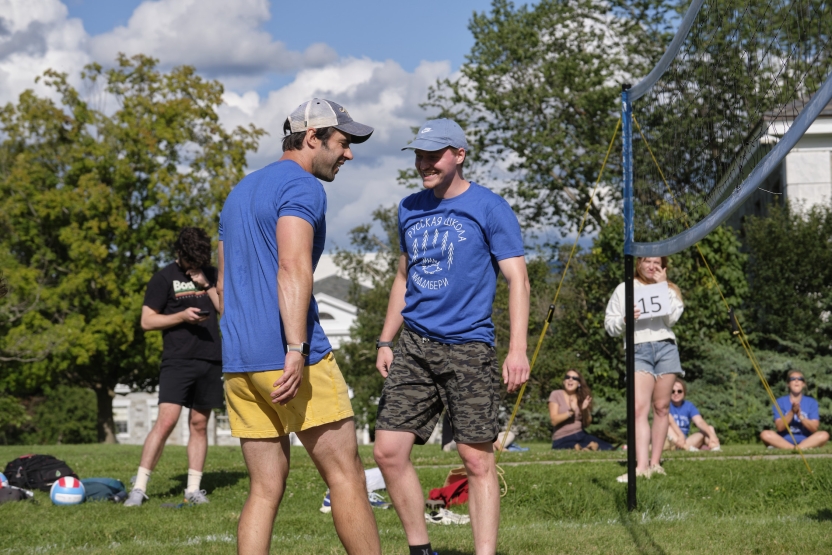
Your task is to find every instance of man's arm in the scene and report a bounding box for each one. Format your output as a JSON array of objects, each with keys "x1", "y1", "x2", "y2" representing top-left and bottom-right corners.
[
  {"x1": 272, "y1": 216, "x2": 314, "y2": 405},
  {"x1": 187, "y1": 268, "x2": 220, "y2": 313},
  {"x1": 140, "y1": 305, "x2": 205, "y2": 331},
  {"x1": 376, "y1": 253, "x2": 409, "y2": 378},
  {"x1": 497, "y1": 256, "x2": 530, "y2": 393},
  {"x1": 774, "y1": 407, "x2": 795, "y2": 433},
  {"x1": 217, "y1": 241, "x2": 224, "y2": 316},
  {"x1": 801, "y1": 418, "x2": 821, "y2": 434},
  {"x1": 691, "y1": 414, "x2": 720, "y2": 446}
]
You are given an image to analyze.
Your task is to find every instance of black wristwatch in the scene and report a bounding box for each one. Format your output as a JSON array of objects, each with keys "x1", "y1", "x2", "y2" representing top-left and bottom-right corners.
[
  {"x1": 376, "y1": 339, "x2": 395, "y2": 350},
  {"x1": 287, "y1": 342, "x2": 310, "y2": 356}
]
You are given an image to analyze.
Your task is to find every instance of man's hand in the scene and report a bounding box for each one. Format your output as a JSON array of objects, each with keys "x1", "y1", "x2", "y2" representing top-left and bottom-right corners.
[
  {"x1": 376, "y1": 347, "x2": 393, "y2": 378},
  {"x1": 502, "y1": 350, "x2": 530, "y2": 393},
  {"x1": 180, "y1": 306, "x2": 208, "y2": 324},
  {"x1": 271, "y1": 351, "x2": 304, "y2": 405},
  {"x1": 187, "y1": 268, "x2": 210, "y2": 290},
  {"x1": 792, "y1": 402, "x2": 802, "y2": 418}
]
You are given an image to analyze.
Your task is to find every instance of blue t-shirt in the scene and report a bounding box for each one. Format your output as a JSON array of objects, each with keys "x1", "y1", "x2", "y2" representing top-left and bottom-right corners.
[
  {"x1": 398, "y1": 182, "x2": 525, "y2": 344},
  {"x1": 774, "y1": 395, "x2": 819, "y2": 437},
  {"x1": 669, "y1": 400, "x2": 700, "y2": 436},
  {"x1": 219, "y1": 160, "x2": 331, "y2": 372}
]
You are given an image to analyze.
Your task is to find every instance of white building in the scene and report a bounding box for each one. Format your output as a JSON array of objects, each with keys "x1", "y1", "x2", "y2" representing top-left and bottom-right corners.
[
  {"x1": 113, "y1": 255, "x2": 371, "y2": 447},
  {"x1": 725, "y1": 98, "x2": 832, "y2": 229}
]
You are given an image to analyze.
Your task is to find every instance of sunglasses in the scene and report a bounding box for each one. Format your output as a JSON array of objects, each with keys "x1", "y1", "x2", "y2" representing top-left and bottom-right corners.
[
  {"x1": 672, "y1": 389, "x2": 684, "y2": 394},
  {"x1": 564, "y1": 375, "x2": 580, "y2": 381},
  {"x1": 788, "y1": 377, "x2": 805, "y2": 382}
]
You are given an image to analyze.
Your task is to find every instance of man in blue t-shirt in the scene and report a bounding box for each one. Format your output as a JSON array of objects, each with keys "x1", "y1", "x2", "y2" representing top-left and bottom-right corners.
[
  {"x1": 760, "y1": 370, "x2": 829, "y2": 449},
  {"x1": 373, "y1": 119, "x2": 530, "y2": 555},
  {"x1": 666, "y1": 378, "x2": 720, "y2": 451},
  {"x1": 218, "y1": 99, "x2": 380, "y2": 555}
]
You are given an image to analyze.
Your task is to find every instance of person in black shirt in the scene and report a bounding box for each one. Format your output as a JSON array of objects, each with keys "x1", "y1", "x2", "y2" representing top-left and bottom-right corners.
[{"x1": 124, "y1": 227, "x2": 223, "y2": 507}]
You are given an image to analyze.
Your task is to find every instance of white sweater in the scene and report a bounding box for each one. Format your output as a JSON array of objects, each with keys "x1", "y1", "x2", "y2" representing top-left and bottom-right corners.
[{"x1": 604, "y1": 281, "x2": 684, "y2": 344}]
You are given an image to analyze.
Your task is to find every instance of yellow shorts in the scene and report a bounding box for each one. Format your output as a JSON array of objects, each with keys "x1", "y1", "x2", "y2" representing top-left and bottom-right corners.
[{"x1": 224, "y1": 352, "x2": 354, "y2": 438}]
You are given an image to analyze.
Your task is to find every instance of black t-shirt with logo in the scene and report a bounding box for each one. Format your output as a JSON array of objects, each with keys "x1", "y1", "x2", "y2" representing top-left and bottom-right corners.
[{"x1": 143, "y1": 262, "x2": 222, "y2": 362}]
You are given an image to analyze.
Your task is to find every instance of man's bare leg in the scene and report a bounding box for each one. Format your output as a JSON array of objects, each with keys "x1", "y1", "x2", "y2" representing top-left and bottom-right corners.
[
  {"x1": 238, "y1": 437, "x2": 290, "y2": 555},
  {"x1": 186, "y1": 408, "x2": 211, "y2": 472},
  {"x1": 374, "y1": 430, "x2": 429, "y2": 546},
  {"x1": 458, "y1": 442, "x2": 500, "y2": 555},
  {"x1": 139, "y1": 403, "x2": 183, "y2": 469},
  {"x1": 299, "y1": 418, "x2": 381, "y2": 555},
  {"x1": 686, "y1": 432, "x2": 705, "y2": 449},
  {"x1": 799, "y1": 431, "x2": 830, "y2": 449},
  {"x1": 760, "y1": 430, "x2": 797, "y2": 449}
]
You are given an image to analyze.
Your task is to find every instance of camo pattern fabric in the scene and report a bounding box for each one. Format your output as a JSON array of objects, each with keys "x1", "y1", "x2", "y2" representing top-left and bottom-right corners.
[{"x1": 375, "y1": 327, "x2": 500, "y2": 445}]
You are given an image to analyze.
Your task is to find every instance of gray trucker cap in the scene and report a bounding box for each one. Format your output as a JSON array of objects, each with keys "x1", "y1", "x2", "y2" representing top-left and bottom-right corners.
[{"x1": 284, "y1": 98, "x2": 374, "y2": 144}]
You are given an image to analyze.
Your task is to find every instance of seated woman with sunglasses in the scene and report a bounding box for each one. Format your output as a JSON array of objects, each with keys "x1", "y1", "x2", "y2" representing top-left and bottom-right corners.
[
  {"x1": 666, "y1": 378, "x2": 720, "y2": 452},
  {"x1": 760, "y1": 370, "x2": 829, "y2": 449},
  {"x1": 548, "y1": 370, "x2": 613, "y2": 451}
]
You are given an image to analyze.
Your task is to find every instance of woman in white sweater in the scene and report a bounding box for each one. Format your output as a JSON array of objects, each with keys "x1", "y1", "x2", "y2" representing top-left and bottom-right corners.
[{"x1": 605, "y1": 256, "x2": 684, "y2": 482}]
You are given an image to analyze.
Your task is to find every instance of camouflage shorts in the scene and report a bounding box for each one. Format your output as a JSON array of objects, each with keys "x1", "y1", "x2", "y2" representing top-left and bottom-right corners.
[{"x1": 375, "y1": 327, "x2": 500, "y2": 445}]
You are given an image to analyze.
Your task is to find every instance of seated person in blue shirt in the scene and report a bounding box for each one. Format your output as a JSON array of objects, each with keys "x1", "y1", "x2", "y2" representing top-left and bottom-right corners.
[
  {"x1": 760, "y1": 370, "x2": 829, "y2": 449},
  {"x1": 666, "y1": 378, "x2": 720, "y2": 451}
]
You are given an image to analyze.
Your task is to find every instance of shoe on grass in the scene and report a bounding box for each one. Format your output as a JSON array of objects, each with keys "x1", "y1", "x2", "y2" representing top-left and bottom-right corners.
[
  {"x1": 123, "y1": 488, "x2": 148, "y2": 507},
  {"x1": 616, "y1": 468, "x2": 651, "y2": 483},
  {"x1": 649, "y1": 465, "x2": 666, "y2": 476},
  {"x1": 425, "y1": 508, "x2": 470, "y2": 525},
  {"x1": 184, "y1": 489, "x2": 209, "y2": 504},
  {"x1": 368, "y1": 491, "x2": 390, "y2": 509},
  {"x1": 320, "y1": 491, "x2": 331, "y2": 513}
]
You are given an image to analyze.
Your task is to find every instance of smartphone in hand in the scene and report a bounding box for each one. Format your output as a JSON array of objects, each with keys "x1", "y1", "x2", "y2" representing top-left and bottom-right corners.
[{"x1": 196, "y1": 309, "x2": 210, "y2": 317}]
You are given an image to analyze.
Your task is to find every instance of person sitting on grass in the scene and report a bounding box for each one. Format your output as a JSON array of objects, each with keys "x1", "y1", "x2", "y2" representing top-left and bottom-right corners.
[
  {"x1": 666, "y1": 378, "x2": 720, "y2": 452},
  {"x1": 760, "y1": 370, "x2": 829, "y2": 450},
  {"x1": 548, "y1": 369, "x2": 613, "y2": 451}
]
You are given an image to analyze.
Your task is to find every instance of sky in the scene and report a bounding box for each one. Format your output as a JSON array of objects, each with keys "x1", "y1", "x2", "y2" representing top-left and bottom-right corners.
[{"x1": 0, "y1": 0, "x2": 501, "y2": 250}]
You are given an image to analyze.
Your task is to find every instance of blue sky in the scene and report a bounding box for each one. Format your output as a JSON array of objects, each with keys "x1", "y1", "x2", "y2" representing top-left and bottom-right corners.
[{"x1": 0, "y1": 0, "x2": 524, "y2": 250}]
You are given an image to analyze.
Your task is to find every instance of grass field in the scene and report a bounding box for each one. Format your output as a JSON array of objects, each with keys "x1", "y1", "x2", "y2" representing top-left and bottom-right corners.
[{"x1": 2, "y1": 443, "x2": 832, "y2": 554}]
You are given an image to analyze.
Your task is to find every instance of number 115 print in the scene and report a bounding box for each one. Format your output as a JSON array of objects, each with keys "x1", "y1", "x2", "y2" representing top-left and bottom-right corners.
[{"x1": 634, "y1": 282, "x2": 671, "y2": 319}]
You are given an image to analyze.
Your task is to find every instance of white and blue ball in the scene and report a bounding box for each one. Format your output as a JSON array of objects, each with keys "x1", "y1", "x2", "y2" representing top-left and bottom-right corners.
[
  {"x1": 50, "y1": 476, "x2": 85, "y2": 505},
  {"x1": 0, "y1": 471, "x2": 8, "y2": 488}
]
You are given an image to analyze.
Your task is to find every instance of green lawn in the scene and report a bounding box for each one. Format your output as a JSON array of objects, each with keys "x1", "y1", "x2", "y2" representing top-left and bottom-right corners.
[{"x1": 1, "y1": 443, "x2": 831, "y2": 554}]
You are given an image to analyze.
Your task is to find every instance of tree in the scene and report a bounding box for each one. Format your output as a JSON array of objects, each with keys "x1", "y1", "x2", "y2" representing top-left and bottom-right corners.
[
  {"x1": 0, "y1": 54, "x2": 263, "y2": 442},
  {"x1": 421, "y1": 0, "x2": 676, "y2": 232}
]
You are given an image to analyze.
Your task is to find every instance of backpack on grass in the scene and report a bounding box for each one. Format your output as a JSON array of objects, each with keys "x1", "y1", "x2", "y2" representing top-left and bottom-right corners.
[
  {"x1": 81, "y1": 478, "x2": 127, "y2": 502},
  {"x1": 3, "y1": 454, "x2": 78, "y2": 492}
]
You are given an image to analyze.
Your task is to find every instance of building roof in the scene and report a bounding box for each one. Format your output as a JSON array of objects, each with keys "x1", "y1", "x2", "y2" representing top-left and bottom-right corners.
[{"x1": 313, "y1": 275, "x2": 365, "y2": 303}]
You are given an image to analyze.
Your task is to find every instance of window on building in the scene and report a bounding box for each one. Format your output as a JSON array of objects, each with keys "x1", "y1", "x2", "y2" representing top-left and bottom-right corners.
[
  {"x1": 319, "y1": 312, "x2": 335, "y2": 320},
  {"x1": 113, "y1": 406, "x2": 129, "y2": 435}
]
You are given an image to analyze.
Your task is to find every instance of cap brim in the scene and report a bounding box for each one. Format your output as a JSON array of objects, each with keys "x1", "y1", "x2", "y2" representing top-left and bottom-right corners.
[
  {"x1": 334, "y1": 121, "x2": 374, "y2": 144},
  {"x1": 401, "y1": 137, "x2": 456, "y2": 151}
]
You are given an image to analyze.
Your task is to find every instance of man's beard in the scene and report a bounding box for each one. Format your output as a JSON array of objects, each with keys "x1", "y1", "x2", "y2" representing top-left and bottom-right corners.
[{"x1": 310, "y1": 143, "x2": 340, "y2": 182}]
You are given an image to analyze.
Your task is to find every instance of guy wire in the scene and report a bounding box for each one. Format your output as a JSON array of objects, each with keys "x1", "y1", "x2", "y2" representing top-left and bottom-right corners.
[
  {"x1": 633, "y1": 115, "x2": 812, "y2": 474},
  {"x1": 496, "y1": 117, "x2": 622, "y2": 463}
]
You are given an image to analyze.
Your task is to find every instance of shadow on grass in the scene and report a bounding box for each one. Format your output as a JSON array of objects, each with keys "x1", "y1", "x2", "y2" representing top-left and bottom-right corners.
[
  {"x1": 163, "y1": 470, "x2": 248, "y2": 496},
  {"x1": 808, "y1": 508, "x2": 832, "y2": 521},
  {"x1": 592, "y1": 477, "x2": 668, "y2": 555}
]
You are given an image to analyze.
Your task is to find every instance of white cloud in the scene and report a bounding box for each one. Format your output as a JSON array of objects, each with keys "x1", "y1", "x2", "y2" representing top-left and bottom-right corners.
[
  {"x1": 0, "y1": 0, "x2": 89, "y2": 105},
  {"x1": 88, "y1": 0, "x2": 337, "y2": 77}
]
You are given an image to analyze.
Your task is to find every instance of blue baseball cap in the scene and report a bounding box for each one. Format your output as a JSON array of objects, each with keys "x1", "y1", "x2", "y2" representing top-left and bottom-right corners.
[{"x1": 402, "y1": 118, "x2": 469, "y2": 151}]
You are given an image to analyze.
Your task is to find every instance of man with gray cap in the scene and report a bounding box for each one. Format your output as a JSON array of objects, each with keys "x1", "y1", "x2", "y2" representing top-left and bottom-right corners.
[
  {"x1": 373, "y1": 119, "x2": 530, "y2": 555},
  {"x1": 218, "y1": 99, "x2": 380, "y2": 555}
]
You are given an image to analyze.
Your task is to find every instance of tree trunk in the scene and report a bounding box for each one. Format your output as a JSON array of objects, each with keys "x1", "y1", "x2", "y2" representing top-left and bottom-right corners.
[{"x1": 94, "y1": 385, "x2": 117, "y2": 444}]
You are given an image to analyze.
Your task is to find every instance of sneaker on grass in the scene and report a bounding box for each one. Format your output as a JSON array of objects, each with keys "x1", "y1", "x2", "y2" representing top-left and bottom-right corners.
[
  {"x1": 320, "y1": 491, "x2": 331, "y2": 514},
  {"x1": 123, "y1": 488, "x2": 148, "y2": 507},
  {"x1": 615, "y1": 468, "x2": 651, "y2": 483},
  {"x1": 425, "y1": 508, "x2": 470, "y2": 525},
  {"x1": 184, "y1": 489, "x2": 209, "y2": 504},
  {"x1": 368, "y1": 491, "x2": 390, "y2": 509}
]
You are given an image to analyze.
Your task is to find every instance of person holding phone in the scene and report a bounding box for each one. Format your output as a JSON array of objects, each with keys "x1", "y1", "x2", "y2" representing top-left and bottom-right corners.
[
  {"x1": 605, "y1": 256, "x2": 684, "y2": 482},
  {"x1": 124, "y1": 227, "x2": 223, "y2": 507}
]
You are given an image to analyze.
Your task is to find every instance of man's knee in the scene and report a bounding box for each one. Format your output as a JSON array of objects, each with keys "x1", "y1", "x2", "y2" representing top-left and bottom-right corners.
[
  {"x1": 189, "y1": 411, "x2": 210, "y2": 435},
  {"x1": 458, "y1": 446, "x2": 495, "y2": 478},
  {"x1": 815, "y1": 430, "x2": 830, "y2": 444},
  {"x1": 760, "y1": 430, "x2": 776, "y2": 443},
  {"x1": 373, "y1": 441, "x2": 405, "y2": 470}
]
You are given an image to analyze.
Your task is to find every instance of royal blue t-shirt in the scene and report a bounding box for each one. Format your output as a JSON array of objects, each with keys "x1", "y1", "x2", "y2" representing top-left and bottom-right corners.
[
  {"x1": 219, "y1": 160, "x2": 331, "y2": 372},
  {"x1": 669, "y1": 400, "x2": 700, "y2": 436},
  {"x1": 774, "y1": 395, "x2": 819, "y2": 437},
  {"x1": 398, "y1": 182, "x2": 525, "y2": 344}
]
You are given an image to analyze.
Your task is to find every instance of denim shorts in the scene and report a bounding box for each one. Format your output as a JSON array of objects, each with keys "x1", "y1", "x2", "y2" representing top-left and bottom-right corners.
[{"x1": 634, "y1": 340, "x2": 684, "y2": 378}]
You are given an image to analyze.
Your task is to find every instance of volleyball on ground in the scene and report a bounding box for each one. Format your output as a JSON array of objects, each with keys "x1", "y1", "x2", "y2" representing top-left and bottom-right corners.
[{"x1": 50, "y1": 476, "x2": 85, "y2": 505}]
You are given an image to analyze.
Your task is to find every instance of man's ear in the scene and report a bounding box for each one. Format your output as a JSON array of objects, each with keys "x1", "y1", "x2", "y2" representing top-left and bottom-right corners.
[{"x1": 304, "y1": 128, "x2": 320, "y2": 150}]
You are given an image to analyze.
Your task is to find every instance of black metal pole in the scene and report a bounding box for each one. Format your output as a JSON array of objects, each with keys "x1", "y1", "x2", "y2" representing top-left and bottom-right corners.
[{"x1": 625, "y1": 254, "x2": 637, "y2": 510}]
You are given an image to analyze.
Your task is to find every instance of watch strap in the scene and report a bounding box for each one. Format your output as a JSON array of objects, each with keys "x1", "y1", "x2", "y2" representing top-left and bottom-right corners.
[
  {"x1": 287, "y1": 342, "x2": 310, "y2": 356},
  {"x1": 376, "y1": 340, "x2": 395, "y2": 350}
]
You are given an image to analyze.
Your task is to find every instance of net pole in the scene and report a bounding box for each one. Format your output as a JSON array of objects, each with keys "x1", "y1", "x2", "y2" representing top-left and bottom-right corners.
[{"x1": 622, "y1": 84, "x2": 637, "y2": 511}]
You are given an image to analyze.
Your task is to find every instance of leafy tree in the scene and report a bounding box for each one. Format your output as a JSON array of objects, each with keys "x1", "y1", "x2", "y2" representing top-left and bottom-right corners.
[
  {"x1": 21, "y1": 386, "x2": 98, "y2": 445},
  {"x1": 0, "y1": 54, "x2": 263, "y2": 442},
  {"x1": 420, "y1": 0, "x2": 676, "y2": 231},
  {"x1": 743, "y1": 203, "x2": 832, "y2": 357}
]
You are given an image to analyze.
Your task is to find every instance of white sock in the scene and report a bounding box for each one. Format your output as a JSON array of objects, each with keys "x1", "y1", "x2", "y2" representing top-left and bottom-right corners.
[
  {"x1": 134, "y1": 466, "x2": 151, "y2": 492},
  {"x1": 186, "y1": 469, "x2": 203, "y2": 493}
]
